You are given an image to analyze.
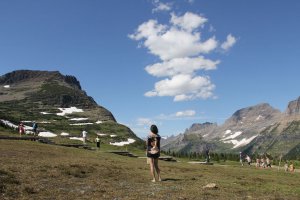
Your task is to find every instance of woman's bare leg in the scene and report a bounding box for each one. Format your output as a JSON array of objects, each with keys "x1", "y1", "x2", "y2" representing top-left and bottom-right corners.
[
  {"x1": 154, "y1": 158, "x2": 161, "y2": 181},
  {"x1": 149, "y1": 158, "x2": 156, "y2": 182}
]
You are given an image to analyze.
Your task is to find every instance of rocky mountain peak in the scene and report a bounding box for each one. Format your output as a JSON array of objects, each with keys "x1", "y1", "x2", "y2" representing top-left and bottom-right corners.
[
  {"x1": 188, "y1": 122, "x2": 216, "y2": 132},
  {"x1": 0, "y1": 70, "x2": 82, "y2": 90},
  {"x1": 285, "y1": 96, "x2": 300, "y2": 115},
  {"x1": 227, "y1": 103, "x2": 280, "y2": 124}
]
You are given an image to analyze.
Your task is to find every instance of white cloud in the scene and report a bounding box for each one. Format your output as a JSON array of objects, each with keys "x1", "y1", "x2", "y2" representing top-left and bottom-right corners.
[
  {"x1": 129, "y1": 14, "x2": 218, "y2": 61},
  {"x1": 130, "y1": 11, "x2": 236, "y2": 102},
  {"x1": 145, "y1": 74, "x2": 216, "y2": 101},
  {"x1": 145, "y1": 56, "x2": 220, "y2": 77},
  {"x1": 175, "y1": 110, "x2": 196, "y2": 117},
  {"x1": 152, "y1": 0, "x2": 172, "y2": 13},
  {"x1": 221, "y1": 34, "x2": 236, "y2": 51},
  {"x1": 170, "y1": 12, "x2": 207, "y2": 32}
]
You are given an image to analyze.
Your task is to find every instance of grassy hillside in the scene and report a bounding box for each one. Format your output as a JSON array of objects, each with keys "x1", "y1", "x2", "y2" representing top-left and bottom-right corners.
[{"x1": 0, "y1": 139, "x2": 299, "y2": 200}]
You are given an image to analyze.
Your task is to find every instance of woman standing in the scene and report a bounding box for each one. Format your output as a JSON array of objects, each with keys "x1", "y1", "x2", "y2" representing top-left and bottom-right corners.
[{"x1": 146, "y1": 124, "x2": 162, "y2": 182}]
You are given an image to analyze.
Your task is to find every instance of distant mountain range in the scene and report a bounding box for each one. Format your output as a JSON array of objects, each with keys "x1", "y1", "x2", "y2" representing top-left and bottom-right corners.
[
  {"x1": 162, "y1": 98, "x2": 300, "y2": 159},
  {"x1": 0, "y1": 70, "x2": 143, "y2": 148}
]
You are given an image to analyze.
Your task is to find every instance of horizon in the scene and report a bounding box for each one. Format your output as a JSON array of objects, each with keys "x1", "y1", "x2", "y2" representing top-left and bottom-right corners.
[{"x1": 1, "y1": 0, "x2": 300, "y2": 138}]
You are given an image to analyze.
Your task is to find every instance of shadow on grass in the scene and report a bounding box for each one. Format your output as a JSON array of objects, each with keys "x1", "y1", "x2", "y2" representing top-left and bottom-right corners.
[{"x1": 162, "y1": 178, "x2": 182, "y2": 182}]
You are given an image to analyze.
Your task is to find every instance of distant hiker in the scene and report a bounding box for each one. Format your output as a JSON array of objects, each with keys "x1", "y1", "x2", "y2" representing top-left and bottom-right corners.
[
  {"x1": 256, "y1": 158, "x2": 260, "y2": 168},
  {"x1": 289, "y1": 162, "x2": 295, "y2": 172},
  {"x1": 239, "y1": 152, "x2": 244, "y2": 166},
  {"x1": 260, "y1": 157, "x2": 266, "y2": 168},
  {"x1": 82, "y1": 130, "x2": 87, "y2": 144},
  {"x1": 95, "y1": 136, "x2": 100, "y2": 149},
  {"x1": 284, "y1": 161, "x2": 289, "y2": 172},
  {"x1": 146, "y1": 124, "x2": 161, "y2": 182},
  {"x1": 266, "y1": 157, "x2": 271, "y2": 168},
  {"x1": 18, "y1": 122, "x2": 25, "y2": 137},
  {"x1": 32, "y1": 121, "x2": 38, "y2": 136},
  {"x1": 245, "y1": 155, "x2": 251, "y2": 166},
  {"x1": 205, "y1": 148, "x2": 210, "y2": 163}
]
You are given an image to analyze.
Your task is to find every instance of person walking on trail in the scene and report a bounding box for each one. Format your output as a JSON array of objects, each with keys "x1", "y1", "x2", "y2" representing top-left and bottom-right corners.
[
  {"x1": 32, "y1": 121, "x2": 38, "y2": 136},
  {"x1": 284, "y1": 161, "x2": 289, "y2": 172},
  {"x1": 18, "y1": 122, "x2": 25, "y2": 137},
  {"x1": 95, "y1": 136, "x2": 100, "y2": 149},
  {"x1": 256, "y1": 158, "x2": 260, "y2": 168},
  {"x1": 245, "y1": 155, "x2": 251, "y2": 166},
  {"x1": 82, "y1": 130, "x2": 87, "y2": 144},
  {"x1": 146, "y1": 124, "x2": 162, "y2": 182},
  {"x1": 289, "y1": 162, "x2": 295, "y2": 172},
  {"x1": 266, "y1": 156, "x2": 271, "y2": 168},
  {"x1": 239, "y1": 152, "x2": 244, "y2": 166},
  {"x1": 205, "y1": 148, "x2": 210, "y2": 163}
]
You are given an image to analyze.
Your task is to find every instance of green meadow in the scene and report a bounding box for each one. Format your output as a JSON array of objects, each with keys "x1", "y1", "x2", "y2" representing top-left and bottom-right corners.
[{"x1": 0, "y1": 138, "x2": 299, "y2": 200}]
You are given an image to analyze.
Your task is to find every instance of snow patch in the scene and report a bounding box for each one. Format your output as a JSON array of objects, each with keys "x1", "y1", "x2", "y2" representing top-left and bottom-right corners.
[
  {"x1": 222, "y1": 131, "x2": 243, "y2": 140},
  {"x1": 70, "y1": 137, "x2": 84, "y2": 141},
  {"x1": 38, "y1": 132, "x2": 57, "y2": 137},
  {"x1": 25, "y1": 130, "x2": 34, "y2": 135},
  {"x1": 70, "y1": 123, "x2": 94, "y2": 126},
  {"x1": 256, "y1": 115, "x2": 264, "y2": 121},
  {"x1": 224, "y1": 130, "x2": 232, "y2": 136},
  {"x1": 110, "y1": 138, "x2": 136, "y2": 146},
  {"x1": 110, "y1": 135, "x2": 117, "y2": 138},
  {"x1": 69, "y1": 118, "x2": 88, "y2": 121},
  {"x1": 40, "y1": 112, "x2": 52, "y2": 115},
  {"x1": 0, "y1": 119, "x2": 18, "y2": 129},
  {"x1": 57, "y1": 107, "x2": 83, "y2": 116},
  {"x1": 97, "y1": 133, "x2": 107, "y2": 136},
  {"x1": 95, "y1": 121, "x2": 103, "y2": 124},
  {"x1": 232, "y1": 135, "x2": 258, "y2": 149},
  {"x1": 3, "y1": 85, "x2": 10, "y2": 88},
  {"x1": 61, "y1": 132, "x2": 70, "y2": 136}
]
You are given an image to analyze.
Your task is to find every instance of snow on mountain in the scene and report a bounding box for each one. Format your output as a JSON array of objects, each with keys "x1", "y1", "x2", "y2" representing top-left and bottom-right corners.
[
  {"x1": 110, "y1": 138, "x2": 136, "y2": 146},
  {"x1": 57, "y1": 107, "x2": 83, "y2": 116},
  {"x1": 221, "y1": 131, "x2": 243, "y2": 141},
  {"x1": 69, "y1": 118, "x2": 89, "y2": 121},
  {"x1": 38, "y1": 132, "x2": 57, "y2": 137}
]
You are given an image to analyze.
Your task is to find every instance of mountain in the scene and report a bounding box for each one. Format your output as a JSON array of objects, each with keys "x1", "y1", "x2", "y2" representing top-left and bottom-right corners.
[
  {"x1": 162, "y1": 100, "x2": 300, "y2": 159},
  {"x1": 286, "y1": 96, "x2": 300, "y2": 115},
  {"x1": 0, "y1": 70, "x2": 143, "y2": 147}
]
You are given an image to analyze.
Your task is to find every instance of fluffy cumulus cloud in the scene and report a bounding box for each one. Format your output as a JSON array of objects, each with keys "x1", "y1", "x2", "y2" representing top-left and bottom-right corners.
[
  {"x1": 152, "y1": 0, "x2": 172, "y2": 13},
  {"x1": 129, "y1": 18, "x2": 218, "y2": 61},
  {"x1": 130, "y1": 9, "x2": 236, "y2": 102},
  {"x1": 145, "y1": 56, "x2": 220, "y2": 77},
  {"x1": 170, "y1": 12, "x2": 207, "y2": 32},
  {"x1": 221, "y1": 34, "x2": 236, "y2": 51},
  {"x1": 145, "y1": 74, "x2": 215, "y2": 101}
]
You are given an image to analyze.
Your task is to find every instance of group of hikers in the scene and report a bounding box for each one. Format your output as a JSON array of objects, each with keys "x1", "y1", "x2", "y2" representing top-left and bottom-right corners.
[
  {"x1": 18, "y1": 121, "x2": 38, "y2": 136},
  {"x1": 239, "y1": 152, "x2": 296, "y2": 172},
  {"x1": 81, "y1": 129, "x2": 101, "y2": 149}
]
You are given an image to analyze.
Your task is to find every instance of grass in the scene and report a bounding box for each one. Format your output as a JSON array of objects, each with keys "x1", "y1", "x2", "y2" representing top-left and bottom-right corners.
[{"x1": 0, "y1": 140, "x2": 299, "y2": 200}]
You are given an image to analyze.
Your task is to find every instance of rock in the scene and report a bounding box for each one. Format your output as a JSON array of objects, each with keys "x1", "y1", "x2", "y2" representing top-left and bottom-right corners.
[
  {"x1": 203, "y1": 183, "x2": 217, "y2": 189},
  {"x1": 286, "y1": 96, "x2": 300, "y2": 115}
]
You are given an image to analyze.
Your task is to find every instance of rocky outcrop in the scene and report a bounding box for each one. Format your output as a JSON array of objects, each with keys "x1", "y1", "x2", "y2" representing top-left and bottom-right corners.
[
  {"x1": 285, "y1": 96, "x2": 300, "y2": 115},
  {"x1": 0, "y1": 70, "x2": 82, "y2": 90}
]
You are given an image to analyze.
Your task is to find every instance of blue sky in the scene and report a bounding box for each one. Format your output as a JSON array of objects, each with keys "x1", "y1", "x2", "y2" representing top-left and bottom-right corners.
[{"x1": 1, "y1": 0, "x2": 300, "y2": 138}]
